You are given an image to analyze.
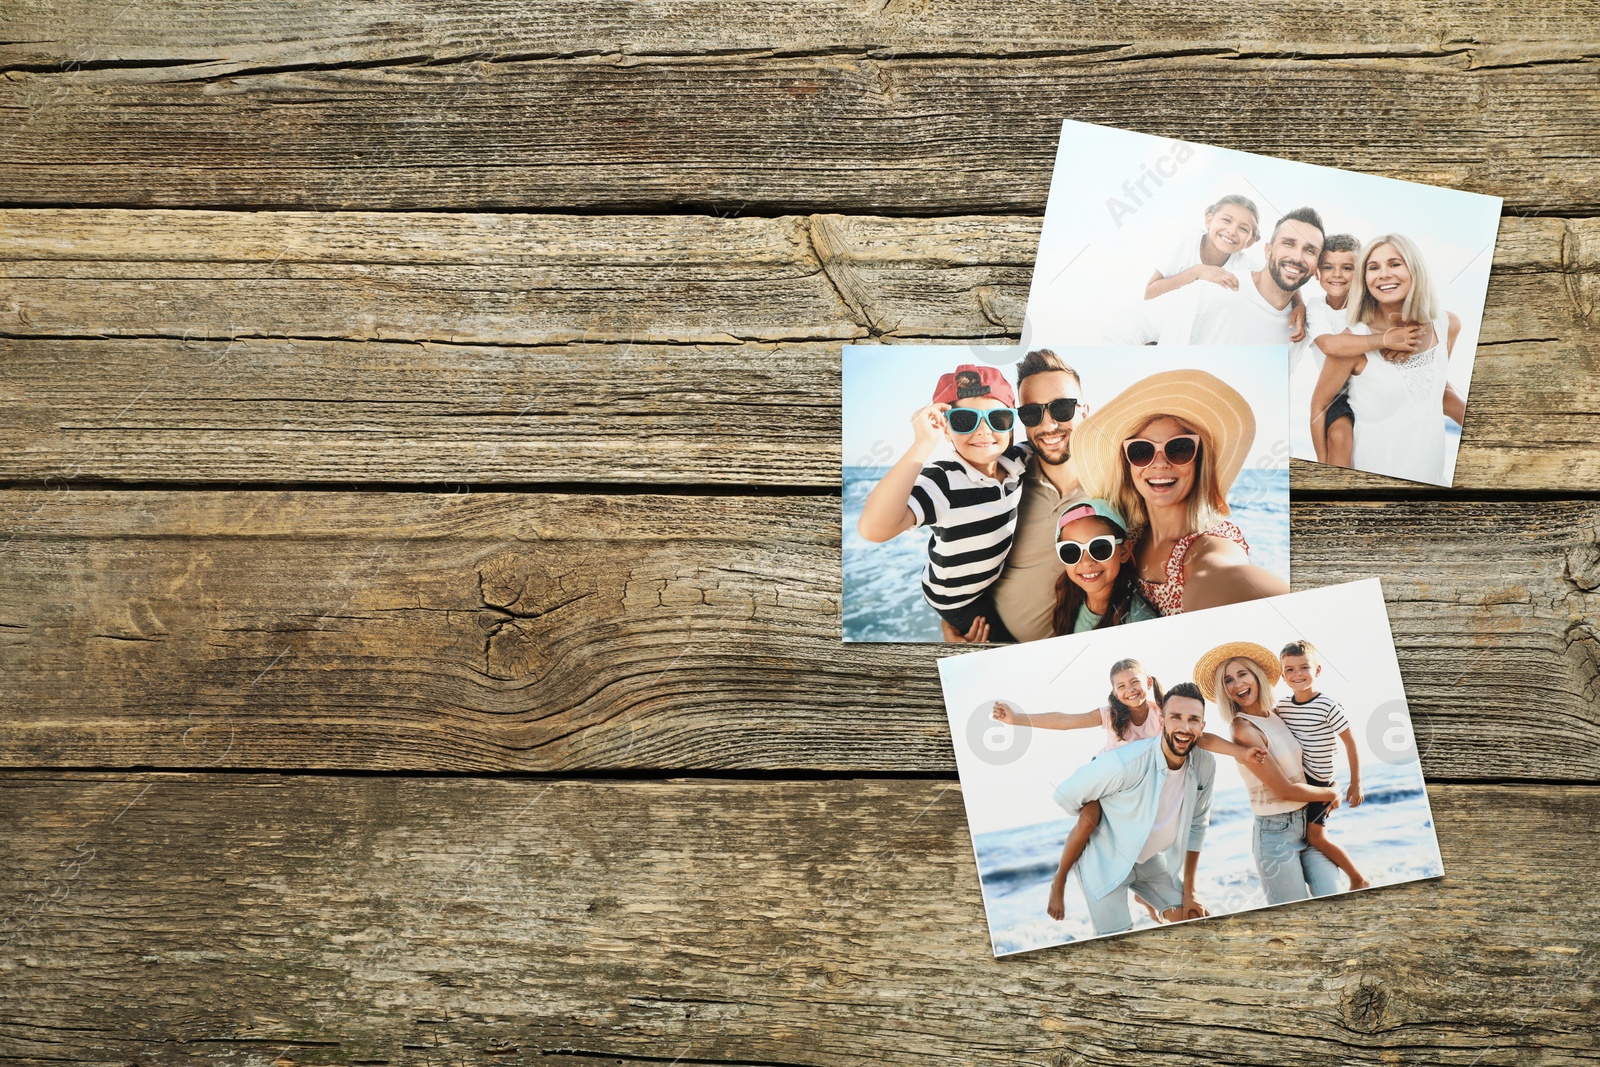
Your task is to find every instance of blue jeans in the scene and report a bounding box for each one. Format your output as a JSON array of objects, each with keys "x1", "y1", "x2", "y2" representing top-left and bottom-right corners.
[
  {"x1": 1253, "y1": 807, "x2": 1341, "y2": 905},
  {"x1": 1078, "y1": 854, "x2": 1185, "y2": 935}
]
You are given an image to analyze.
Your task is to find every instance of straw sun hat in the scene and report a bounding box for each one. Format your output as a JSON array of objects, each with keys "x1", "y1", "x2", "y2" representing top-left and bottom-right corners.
[
  {"x1": 1193, "y1": 641, "x2": 1282, "y2": 703},
  {"x1": 1072, "y1": 369, "x2": 1256, "y2": 502}
]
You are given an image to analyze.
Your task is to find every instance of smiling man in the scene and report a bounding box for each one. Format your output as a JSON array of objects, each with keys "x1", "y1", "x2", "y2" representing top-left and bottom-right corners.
[
  {"x1": 1117, "y1": 207, "x2": 1327, "y2": 347},
  {"x1": 1047, "y1": 682, "x2": 1217, "y2": 936}
]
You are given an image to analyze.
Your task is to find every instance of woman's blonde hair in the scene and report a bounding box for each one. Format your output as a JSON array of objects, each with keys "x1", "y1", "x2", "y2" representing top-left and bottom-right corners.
[
  {"x1": 1109, "y1": 414, "x2": 1229, "y2": 543},
  {"x1": 1212, "y1": 656, "x2": 1275, "y2": 723},
  {"x1": 1350, "y1": 233, "x2": 1439, "y2": 328}
]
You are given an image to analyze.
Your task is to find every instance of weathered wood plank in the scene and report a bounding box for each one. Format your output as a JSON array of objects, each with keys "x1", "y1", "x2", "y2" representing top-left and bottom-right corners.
[
  {"x1": 1, "y1": 773, "x2": 1595, "y2": 1066},
  {"x1": 4, "y1": 56, "x2": 1600, "y2": 212},
  {"x1": 2, "y1": 491, "x2": 1596, "y2": 779},
  {"x1": 2, "y1": 211, "x2": 1596, "y2": 489},
  {"x1": 6, "y1": 0, "x2": 1598, "y2": 68}
]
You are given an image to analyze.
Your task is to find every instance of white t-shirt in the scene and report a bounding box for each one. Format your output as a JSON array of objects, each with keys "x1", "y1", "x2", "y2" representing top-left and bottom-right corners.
[
  {"x1": 1188, "y1": 270, "x2": 1297, "y2": 346},
  {"x1": 1109, "y1": 269, "x2": 1295, "y2": 347},
  {"x1": 1295, "y1": 289, "x2": 1354, "y2": 375},
  {"x1": 1289, "y1": 291, "x2": 1353, "y2": 460},
  {"x1": 1153, "y1": 231, "x2": 1250, "y2": 281},
  {"x1": 1137, "y1": 762, "x2": 1189, "y2": 863}
]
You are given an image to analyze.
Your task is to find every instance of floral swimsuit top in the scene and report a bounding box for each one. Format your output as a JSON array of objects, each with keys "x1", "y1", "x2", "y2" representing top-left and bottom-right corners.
[{"x1": 1135, "y1": 520, "x2": 1250, "y2": 616}]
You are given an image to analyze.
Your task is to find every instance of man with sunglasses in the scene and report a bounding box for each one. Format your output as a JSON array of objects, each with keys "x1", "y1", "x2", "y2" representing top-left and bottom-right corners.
[
  {"x1": 857, "y1": 363, "x2": 1031, "y2": 642},
  {"x1": 944, "y1": 348, "x2": 1093, "y2": 643}
]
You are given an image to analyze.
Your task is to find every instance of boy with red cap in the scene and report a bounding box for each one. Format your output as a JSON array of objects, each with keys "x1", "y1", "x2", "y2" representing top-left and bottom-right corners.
[{"x1": 857, "y1": 364, "x2": 1030, "y2": 642}]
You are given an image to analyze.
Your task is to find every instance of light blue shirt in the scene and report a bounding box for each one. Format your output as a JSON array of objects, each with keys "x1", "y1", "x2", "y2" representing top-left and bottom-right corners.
[
  {"x1": 1071, "y1": 592, "x2": 1161, "y2": 633},
  {"x1": 1052, "y1": 736, "x2": 1216, "y2": 901}
]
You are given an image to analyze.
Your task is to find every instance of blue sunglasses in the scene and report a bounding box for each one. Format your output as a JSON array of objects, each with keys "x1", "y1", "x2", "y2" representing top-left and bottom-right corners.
[{"x1": 944, "y1": 407, "x2": 1017, "y2": 434}]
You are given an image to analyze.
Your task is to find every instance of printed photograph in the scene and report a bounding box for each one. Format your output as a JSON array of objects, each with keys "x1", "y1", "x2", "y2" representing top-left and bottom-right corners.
[
  {"x1": 1026, "y1": 120, "x2": 1503, "y2": 487},
  {"x1": 937, "y1": 579, "x2": 1443, "y2": 956},
  {"x1": 842, "y1": 344, "x2": 1289, "y2": 643}
]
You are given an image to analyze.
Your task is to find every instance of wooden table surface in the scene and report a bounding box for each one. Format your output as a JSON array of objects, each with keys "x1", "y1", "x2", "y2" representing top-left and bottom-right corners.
[{"x1": 3, "y1": 4, "x2": 1598, "y2": 1064}]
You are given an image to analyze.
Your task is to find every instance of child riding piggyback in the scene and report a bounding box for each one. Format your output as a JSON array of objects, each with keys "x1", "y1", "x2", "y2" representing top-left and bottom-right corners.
[
  {"x1": 856, "y1": 364, "x2": 1031, "y2": 644},
  {"x1": 1144, "y1": 194, "x2": 1261, "y2": 301}
]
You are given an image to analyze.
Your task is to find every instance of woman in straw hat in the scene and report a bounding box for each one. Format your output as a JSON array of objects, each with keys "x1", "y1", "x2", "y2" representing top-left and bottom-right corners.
[
  {"x1": 1073, "y1": 369, "x2": 1288, "y2": 616},
  {"x1": 1195, "y1": 642, "x2": 1342, "y2": 905}
]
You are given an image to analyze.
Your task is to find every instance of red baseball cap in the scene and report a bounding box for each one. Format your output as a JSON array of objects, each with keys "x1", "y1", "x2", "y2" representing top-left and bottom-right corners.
[{"x1": 931, "y1": 364, "x2": 1017, "y2": 407}]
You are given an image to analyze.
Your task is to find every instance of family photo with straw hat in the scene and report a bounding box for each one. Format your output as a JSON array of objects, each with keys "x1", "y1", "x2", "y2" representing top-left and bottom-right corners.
[
  {"x1": 938, "y1": 579, "x2": 1443, "y2": 955},
  {"x1": 842, "y1": 344, "x2": 1291, "y2": 643}
]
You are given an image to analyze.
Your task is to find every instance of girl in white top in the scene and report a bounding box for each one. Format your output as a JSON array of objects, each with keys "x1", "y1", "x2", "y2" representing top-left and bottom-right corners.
[
  {"x1": 1308, "y1": 234, "x2": 1466, "y2": 486},
  {"x1": 1144, "y1": 195, "x2": 1261, "y2": 301},
  {"x1": 992, "y1": 658, "x2": 1249, "y2": 758}
]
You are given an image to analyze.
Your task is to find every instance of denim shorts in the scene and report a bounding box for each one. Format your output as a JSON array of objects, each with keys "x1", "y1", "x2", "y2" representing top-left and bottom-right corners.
[
  {"x1": 1078, "y1": 854, "x2": 1185, "y2": 936},
  {"x1": 1252, "y1": 807, "x2": 1342, "y2": 906}
]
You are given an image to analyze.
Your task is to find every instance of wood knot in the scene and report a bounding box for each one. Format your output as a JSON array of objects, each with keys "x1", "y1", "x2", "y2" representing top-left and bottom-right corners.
[
  {"x1": 477, "y1": 553, "x2": 555, "y2": 613},
  {"x1": 475, "y1": 552, "x2": 599, "y2": 682},
  {"x1": 973, "y1": 283, "x2": 1024, "y2": 331},
  {"x1": 1341, "y1": 978, "x2": 1389, "y2": 1033},
  {"x1": 1563, "y1": 536, "x2": 1600, "y2": 594},
  {"x1": 1560, "y1": 219, "x2": 1600, "y2": 328}
]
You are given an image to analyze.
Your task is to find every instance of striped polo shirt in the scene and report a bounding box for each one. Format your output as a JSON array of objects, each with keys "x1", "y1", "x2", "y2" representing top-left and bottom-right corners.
[
  {"x1": 1272, "y1": 692, "x2": 1351, "y2": 782},
  {"x1": 908, "y1": 444, "x2": 1030, "y2": 610}
]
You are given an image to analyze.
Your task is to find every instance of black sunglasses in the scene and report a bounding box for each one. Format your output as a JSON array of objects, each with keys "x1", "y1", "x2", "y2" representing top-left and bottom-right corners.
[
  {"x1": 944, "y1": 407, "x2": 1017, "y2": 435},
  {"x1": 1122, "y1": 434, "x2": 1201, "y2": 467},
  {"x1": 1017, "y1": 398, "x2": 1080, "y2": 427}
]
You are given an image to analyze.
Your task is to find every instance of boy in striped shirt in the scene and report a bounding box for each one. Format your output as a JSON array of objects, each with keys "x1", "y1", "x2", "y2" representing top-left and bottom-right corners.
[
  {"x1": 1277, "y1": 640, "x2": 1370, "y2": 889},
  {"x1": 857, "y1": 364, "x2": 1030, "y2": 643}
]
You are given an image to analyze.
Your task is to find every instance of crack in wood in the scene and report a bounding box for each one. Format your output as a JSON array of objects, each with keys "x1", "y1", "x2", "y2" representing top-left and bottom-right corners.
[{"x1": 804, "y1": 215, "x2": 879, "y2": 337}]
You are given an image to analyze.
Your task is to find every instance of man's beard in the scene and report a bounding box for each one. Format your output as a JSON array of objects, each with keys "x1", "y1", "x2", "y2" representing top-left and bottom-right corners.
[
  {"x1": 1267, "y1": 254, "x2": 1313, "y2": 293},
  {"x1": 1030, "y1": 434, "x2": 1072, "y2": 465},
  {"x1": 1163, "y1": 726, "x2": 1196, "y2": 758}
]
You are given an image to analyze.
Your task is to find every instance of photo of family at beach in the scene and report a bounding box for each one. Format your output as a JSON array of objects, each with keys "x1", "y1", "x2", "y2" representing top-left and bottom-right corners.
[
  {"x1": 841, "y1": 344, "x2": 1289, "y2": 643},
  {"x1": 938, "y1": 580, "x2": 1442, "y2": 956},
  {"x1": 1027, "y1": 120, "x2": 1502, "y2": 487}
]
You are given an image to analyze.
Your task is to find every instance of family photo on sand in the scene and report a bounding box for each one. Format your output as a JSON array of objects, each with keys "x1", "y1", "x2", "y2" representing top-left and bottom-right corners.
[
  {"x1": 1027, "y1": 120, "x2": 1502, "y2": 488},
  {"x1": 938, "y1": 581, "x2": 1443, "y2": 955},
  {"x1": 842, "y1": 345, "x2": 1290, "y2": 643}
]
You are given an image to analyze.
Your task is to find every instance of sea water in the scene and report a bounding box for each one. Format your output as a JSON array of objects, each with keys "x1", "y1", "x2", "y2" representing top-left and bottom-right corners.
[
  {"x1": 842, "y1": 467, "x2": 1291, "y2": 642},
  {"x1": 973, "y1": 757, "x2": 1443, "y2": 955}
]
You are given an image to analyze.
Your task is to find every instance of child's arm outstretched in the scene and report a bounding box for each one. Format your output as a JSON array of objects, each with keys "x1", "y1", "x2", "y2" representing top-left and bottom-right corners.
[
  {"x1": 1047, "y1": 800, "x2": 1101, "y2": 920},
  {"x1": 992, "y1": 701, "x2": 1103, "y2": 732},
  {"x1": 856, "y1": 402, "x2": 947, "y2": 542},
  {"x1": 1340, "y1": 727, "x2": 1363, "y2": 806},
  {"x1": 1145, "y1": 266, "x2": 1239, "y2": 301},
  {"x1": 1196, "y1": 732, "x2": 1266, "y2": 764}
]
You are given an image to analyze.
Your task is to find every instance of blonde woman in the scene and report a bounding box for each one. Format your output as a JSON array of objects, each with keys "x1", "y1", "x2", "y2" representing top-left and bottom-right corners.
[
  {"x1": 1308, "y1": 234, "x2": 1464, "y2": 484},
  {"x1": 1073, "y1": 370, "x2": 1289, "y2": 616},
  {"x1": 1194, "y1": 642, "x2": 1341, "y2": 905}
]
